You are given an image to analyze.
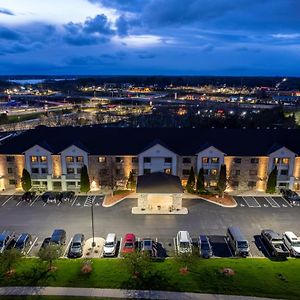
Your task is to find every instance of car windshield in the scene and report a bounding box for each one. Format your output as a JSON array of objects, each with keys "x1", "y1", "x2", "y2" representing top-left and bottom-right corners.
[
  {"x1": 180, "y1": 242, "x2": 190, "y2": 249},
  {"x1": 237, "y1": 241, "x2": 248, "y2": 249},
  {"x1": 0, "y1": 241, "x2": 3, "y2": 247},
  {"x1": 201, "y1": 243, "x2": 210, "y2": 250},
  {"x1": 105, "y1": 242, "x2": 114, "y2": 247},
  {"x1": 125, "y1": 242, "x2": 133, "y2": 248},
  {"x1": 15, "y1": 241, "x2": 23, "y2": 247},
  {"x1": 143, "y1": 241, "x2": 151, "y2": 246},
  {"x1": 72, "y1": 242, "x2": 81, "y2": 248},
  {"x1": 292, "y1": 241, "x2": 300, "y2": 247}
]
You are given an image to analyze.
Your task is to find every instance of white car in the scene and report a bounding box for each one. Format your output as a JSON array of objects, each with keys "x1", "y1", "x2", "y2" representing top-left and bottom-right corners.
[
  {"x1": 103, "y1": 233, "x2": 117, "y2": 257},
  {"x1": 283, "y1": 231, "x2": 300, "y2": 257},
  {"x1": 176, "y1": 231, "x2": 192, "y2": 254}
]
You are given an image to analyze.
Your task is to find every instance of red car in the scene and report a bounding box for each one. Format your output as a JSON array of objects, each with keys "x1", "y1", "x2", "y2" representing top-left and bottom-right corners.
[{"x1": 121, "y1": 233, "x2": 136, "y2": 254}]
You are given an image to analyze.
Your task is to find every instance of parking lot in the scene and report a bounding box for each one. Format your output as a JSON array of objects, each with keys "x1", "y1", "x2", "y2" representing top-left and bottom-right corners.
[{"x1": 0, "y1": 195, "x2": 300, "y2": 259}]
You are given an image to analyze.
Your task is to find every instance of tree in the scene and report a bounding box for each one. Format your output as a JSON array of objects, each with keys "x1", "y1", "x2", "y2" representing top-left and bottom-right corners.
[
  {"x1": 217, "y1": 164, "x2": 227, "y2": 197},
  {"x1": 196, "y1": 168, "x2": 205, "y2": 194},
  {"x1": 0, "y1": 248, "x2": 23, "y2": 274},
  {"x1": 122, "y1": 251, "x2": 151, "y2": 279},
  {"x1": 266, "y1": 166, "x2": 277, "y2": 194},
  {"x1": 80, "y1": 165, "x2": 90, "y2": 193},
  {"x1": 38, "y1": 244, "x2": 62, "y2": 271},
  {"x1": 21, "y1": 168, "x2": 32, "y2": 192},
  {"x1": 126, "y1": 171, "x2": 136, "y2": 190},
  {"x1": 185, "y1": 167, "x2": 195, "y2": 193}
]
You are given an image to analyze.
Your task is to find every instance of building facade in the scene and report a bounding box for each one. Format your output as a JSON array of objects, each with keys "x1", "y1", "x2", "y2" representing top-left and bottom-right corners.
[{"x1": 0, "y1": 126, "x2": 299, "y2": 192}]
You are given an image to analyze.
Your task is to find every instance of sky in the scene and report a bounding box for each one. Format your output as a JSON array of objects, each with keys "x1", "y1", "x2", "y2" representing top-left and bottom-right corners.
[{"x1": 0, "y1": 0, "x2": 300, "y2": 76}]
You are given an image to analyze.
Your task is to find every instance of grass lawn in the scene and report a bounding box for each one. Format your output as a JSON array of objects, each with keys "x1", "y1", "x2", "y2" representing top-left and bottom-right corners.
[
  {"x1": 1, "y1": 258, "x2": 299, "y2": 299},
  {"x1": 0, "y1": 297, "x2": 122, "y2": 300}
]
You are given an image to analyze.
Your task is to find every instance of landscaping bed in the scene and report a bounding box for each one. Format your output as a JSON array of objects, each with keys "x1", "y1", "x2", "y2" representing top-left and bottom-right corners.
[
  {"x1": 199, "y1": 194, "x2": 236, "y2": 206},
  {"x1": 103, "y1": 191, "x2": 133, "y2": 207},
  {"x1": 1, "y1": 258, "x2": 300, "y2": 299}
]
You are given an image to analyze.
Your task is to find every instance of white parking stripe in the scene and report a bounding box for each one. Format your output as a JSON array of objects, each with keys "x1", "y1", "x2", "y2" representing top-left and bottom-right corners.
[
  {"x1": 63, "y1": 238, "x2": 72, "y2": 257},
  {"x1": 26, "y1": 237, "x2": 38, "y2": 255},
  {"x1": 265, "y1": 197, "x2": 280, "y2": 208},
  {"x1": 224, "y1": 237, "x2": 233, "y2": 257},
  {"x1": 281, "y1": 197, "x2": 293, "y2": 208},
  {"x1": 242, "y1": 196, "x2": 261, "y2": 207},
  {"x1": 118, "y1": 237, "x2": 123, "y2": 258},
  {"x1": 16, "y1": 198, "x2": 23, "y2": 206},
  {"x1": 173, "y1": 237, "x2": 177, "y2": 255},
  {"x1": 30, "y1": 195, "x2": 39, "y2": 207},
  {"x1": 1, "y1": 194, "x2": 14, "y2": 207},
  {"x1": 71, "y1": 195, "x2": 78, "y2": 207},
  {"x1": 43, "y1": 202, "x2": 47, "y2": 207}
]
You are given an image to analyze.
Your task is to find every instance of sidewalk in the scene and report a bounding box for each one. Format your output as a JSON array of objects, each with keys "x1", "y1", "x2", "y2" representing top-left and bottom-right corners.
[{"x1": 0, "y1": 286, "x2": 279, "y2": 300}]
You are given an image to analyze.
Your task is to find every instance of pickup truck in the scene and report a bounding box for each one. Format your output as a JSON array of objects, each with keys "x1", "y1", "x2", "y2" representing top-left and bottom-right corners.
[
  {"x1": 261, "y1": 229, "x2": 289, "y2": 258},
  {"x1": 0, "y1": 230, "x2": 15, "y2": 253}
]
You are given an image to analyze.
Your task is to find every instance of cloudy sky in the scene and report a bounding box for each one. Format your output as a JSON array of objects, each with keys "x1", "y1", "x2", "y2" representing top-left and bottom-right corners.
[{"x1": 0, "y1": 0, "x2": 299, "y2": 75}]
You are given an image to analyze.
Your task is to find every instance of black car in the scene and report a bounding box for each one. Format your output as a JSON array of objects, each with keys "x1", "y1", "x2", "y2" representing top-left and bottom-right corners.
[
  {"x1": 42, "y1": 192, "x2": 59, "y2": 204},
  {"x1": 50, "y1": 229, "x2": 66, "y2": 245},
  {"x1": 59, "y1": 191, "x2": 75, "y2": 202},
  {"x1": 280, "y1": 189, "x2": 300, "y2": 206},
  {"x1": 40, "y1": 237, "x2": 51, "y2": 249},
  {"x1": 14, "y1": 233, "x2": 32, "y2": 252},
  {"x1": 21, "y1": 192, "x2": 36, "y2": 203}
]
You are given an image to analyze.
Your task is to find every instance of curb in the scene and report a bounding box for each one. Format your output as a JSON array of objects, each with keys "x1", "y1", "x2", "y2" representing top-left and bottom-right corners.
[
  {"x1": 197, "y1": 196, "x2": 237, "y2": 208},
  {"x1": 102, "y1": 194, "x2": 133, "y2": 208}
]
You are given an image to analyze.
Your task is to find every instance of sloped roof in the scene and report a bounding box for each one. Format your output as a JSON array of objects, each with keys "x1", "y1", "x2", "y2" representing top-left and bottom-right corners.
[
  {"x1": 0, "y1": 125, "x2": 300, "y2": 156},
  {"x1": 136, "y1": 172, "x2": 183, "y2": 194}
]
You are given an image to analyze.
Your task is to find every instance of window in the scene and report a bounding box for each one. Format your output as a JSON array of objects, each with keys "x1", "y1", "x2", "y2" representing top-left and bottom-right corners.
[
  {"x1": 31, "y1": 156, "x2": 38, "y2": 163},
  {"x1": 67, "y1": 168, "x2": 75, "y2": 174},
  {"x1": 7, "y1": 168, "x2": 13, "y2": 174},
  {"x1": 251, "y1": 158, "x2": 259, "y2": 164},
  {"x1": 165, "y1": 157, "x2": 172, "y2": 163},
  {"x1": 76, "y1": 156, "x2": 83, "y2": 163},
  {"x1": 234, "y1": 158, "x2": 242, "y2": 164},
  {"x1": 98, "y1": 156, "x2": 106, "y2": 163},
  {"x1": 235, "y1": 170, "x2": 240, "y2": 176},
  {"x1": 248, "y1": 181, "x2": 256, "y2": 188},
  {"x1": 144, "y1": 157, "x2": 151, "y2": 163},
  {"x1": 66, "y1": 156, "x2": 74, "y2": 163},
  {"x1": 210, "y1": 180, "x2": 217, "y2": 187},
  {"x1": 231, "y1": 181, "x2": 239, "y2": 187},
  {"x1": 32, "y1": 181, "x2": 40, "y2": 186},
  {"x1": 144, "y1": 168, "x2": 151, "y2": 174},
  {"x1": 31, "y1": 168, "x2": 39, "y2": 174},
  {"x1": 115, "y1": 157, "x2": 123, "y2": 163},
  {"x1": 77, "y1": 168, "x2": 82, "y2": 174},
  {"x1": 280, "y1": 169, "x2": 288, "y2": 176},
  {"x1": 6, "y1": 156, "x2": 15, "y2": 162},
  {"x1": 273, "y1": 157, "x2": 280, "y2": 165},
  {"x1": 182, "y1": 157, "x2": 191, "y2": 164},
  {"x1": 249, "y1": 170, "x2": 257, "y2": 176},
  {"x1": 67, "y1": 181, "x2": 76, "y2": 187},
  {"x1": 182, "y1": 169, "x2": 190, "y2": 176},
  {"x1": 164, "y1": 168, "x2": 171, "y2": 174},
  {"x1": 279, "y1": 182, "x2": 289, "y2": 187},
  {"x1": 282, "y1": 158, "x2": 289, "y2": 165},
  {"x1": 211, "y1": 157, "x2": 219, "y2": 164},
  {"x1": 203, "y1": 169, "x2": 209, "y2": 175},
  {"x1": 210, "y1": 169, "x2": 218, "y2": 176},
  {"x1": 40, "y1": 156, "x2": 47, "y2": 163},
  {"x1": 9, "y1": 179, "x2": 16, "y2": 185},
  {"x1": 41, "y1": 168, "x2": 48, "y2": 174},
  {"x1": 132, "y1": 157, "x2": 138, "y2": 163},
  {"x1": 202, "y1": 157, "x2": 209, "y2": 164}
]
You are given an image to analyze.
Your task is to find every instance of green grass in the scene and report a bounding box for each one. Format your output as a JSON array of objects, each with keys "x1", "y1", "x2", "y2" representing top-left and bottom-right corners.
[
  {"x1": 0, "y1": 297, "x2": 122, "y2": 300},
  {"x1": 1, "y1": 258, "x2": 300, "y2": 299}
]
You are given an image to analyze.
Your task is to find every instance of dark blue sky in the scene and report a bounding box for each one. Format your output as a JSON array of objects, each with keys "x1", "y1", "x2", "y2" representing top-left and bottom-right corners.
[{"x1": 0, "y1": 0, "x2": 300, "y2": 75}]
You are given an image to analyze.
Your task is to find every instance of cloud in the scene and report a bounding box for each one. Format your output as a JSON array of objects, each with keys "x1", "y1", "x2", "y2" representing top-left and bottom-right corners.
[
  {"x1": 89, "y1": 0, "x2": 143, "y2": 12},
  {"x1": 137, "y1": 52, "x2": 156, "y2": 59},
  {"x1": 115, "y1": 15, "x2": 129, "y2": 37},
  {"x1": 0, "y1": 7, "x2": 14, "y2": 16},
  {"x1": 0, "y1": 27, "x2": 20, "y2": 40}
]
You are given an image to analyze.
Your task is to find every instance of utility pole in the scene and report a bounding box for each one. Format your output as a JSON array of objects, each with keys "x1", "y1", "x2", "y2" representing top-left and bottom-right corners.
[{"x1": 89, "y1": 196, "x2": 96, "y2": 247}]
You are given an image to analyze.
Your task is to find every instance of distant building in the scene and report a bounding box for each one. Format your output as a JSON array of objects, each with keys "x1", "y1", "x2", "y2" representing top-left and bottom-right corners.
[{"x1": 0, "y1": 126, "x2": 299, "y2": 192}]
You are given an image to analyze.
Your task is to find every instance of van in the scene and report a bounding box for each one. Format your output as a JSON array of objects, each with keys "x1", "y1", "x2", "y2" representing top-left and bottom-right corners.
[
  {"x1": 227, "y1": 226, "x2": 249, "y2": 257},
  {"x1": 283, "y1": 231, "x2": 300, "y2": 257},
  {"x1": 50, "y1": 229, "x2": 66, "y2": 245},
  {"x1": 103, "y1": 233, "x2": 117, "y2": 257},
  {"x1": 176, "y1": 231, "x2": 192, "y2": 254}
]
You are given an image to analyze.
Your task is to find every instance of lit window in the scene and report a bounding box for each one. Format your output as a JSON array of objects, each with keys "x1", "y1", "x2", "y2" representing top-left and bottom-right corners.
[
  {"x1": 164, "y1": 168, "x2": 171, "y2": 174},
  {"x1": 273, "y1": 158, "x2": 280, "y2": 164},
  {"x1": 210, "y1": 180, "x2": 217, "y2": 187},
  {"x1": 66, "y1": 156, "x2": 74, "y2": 163},
  {"x1": 116, "y1": 157, "x2": 123, "y2": 163},
  {"x1": 76, "y1": 156, "x2": 83, "y2": 163},
  {"x1": 211, "y1": 157, "x2": 219, "y2": 164},
  {"x1": 40, "y1": 156, "x2": 47, "y2": 163},
  {"x1": 282, "y1": 158, "x2": 289, "y2": 165},
  {"x1": 210, "y1": 169, "x2": 218, "y2": 175},
  {"x1": 31, "y1": 156, "x2": 38, "y2": 163},
  {"x1": 98, "y1": 156, "x2": 106, "y2": 163},
  {"x1": 202, "y1": 157, "x2": 209, "y2": 164}
]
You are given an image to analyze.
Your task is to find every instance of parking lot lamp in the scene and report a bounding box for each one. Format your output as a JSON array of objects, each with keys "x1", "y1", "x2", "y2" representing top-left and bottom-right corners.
[{"x1": 91, "y1": 201, "x2": 96, "y2": 247}]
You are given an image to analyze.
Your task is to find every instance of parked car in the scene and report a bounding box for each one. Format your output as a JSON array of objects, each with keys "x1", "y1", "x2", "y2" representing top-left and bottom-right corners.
[
  {"x1": 121, "y1": 233, "x2": 136, "y2": 255},
  {"x1": 50, "y1": 229, "x2": 66, "y2": 245},
  {"x1": 0, "y1": 230, "x2": 15, "y2": 253},
  {"x1": 40, "y1": 237, "x2": 51, "y2": 250},
  {"x1": 280, "y1": 189, "x2": 300, "y2": 206},
  {"x1": 141, "y1": 238, "x2": 154, "y2": 256},
  {"x1": 14, "y1": 233, "x2": 32, "y2": 252},
  {"x1": 21, "y1": 192, "x2": 36, "y2": 203},
  {"x1": 68, "y1": 233, "x2": 85, "y2": 258},
  {"x1": 283, "y1": 231, "x2": 300, "y2": 257},
  {"x1": 261, "y1": 229, "x2": 289, "y2": 258},
  {"x1": 227, "y1": 227, "x2": 250, "y2": 257},
  {"x1": 42, "y1": 192, "x2": 59, "y2": 204},
  {"x1": 59, "y1": 191, "x2": 75, "y2": 202},
  {"x1": 103, "y1": 233, "x2": 117, "y2": 257},
  {"x1": 176, "y1": 231, "x2": 193, "y2": 254},
  {"x1": 199, "y1": 235, "x2": 213, "y2": 258}
]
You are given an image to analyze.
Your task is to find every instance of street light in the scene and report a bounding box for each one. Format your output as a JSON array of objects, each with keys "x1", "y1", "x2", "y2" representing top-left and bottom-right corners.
[{"x1": 90, "y1": 196, "x2": 96, "y2": 247}]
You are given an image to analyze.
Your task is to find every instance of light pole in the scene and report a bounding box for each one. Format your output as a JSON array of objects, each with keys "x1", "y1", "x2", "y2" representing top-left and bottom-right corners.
[{"x1": 90, "y1": 197, "x2": 96, "y2": 247}]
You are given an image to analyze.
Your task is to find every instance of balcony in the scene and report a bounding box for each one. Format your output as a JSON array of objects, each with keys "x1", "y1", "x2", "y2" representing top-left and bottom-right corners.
[
  {"x1": 31, "y1": 173, "x2": 47, "y2": 179},
  {"x1": 65, "y1": 174, "x2": 80, "y2": 180}
]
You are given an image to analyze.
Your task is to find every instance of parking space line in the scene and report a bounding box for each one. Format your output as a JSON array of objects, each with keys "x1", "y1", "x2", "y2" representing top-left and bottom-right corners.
[
  {"x1": 26, "y1": 237, "x2": 38, "y2": 255},
  {"x1": 71, "y1": 195, "x2": 78, "y2": 207},
  {"x1": 63, "y1": 238, "x2": 72, "y2": 257},
  {"x1": 1, "y1": 194, "x2": 14, "y2": 207},
  {"x1": 16, "y1": 198, "x2": 23, "y2": 206},
  {"x1": 265, "y1": 197, "x2": 280, "y2": 208},
  {"x1": 173, "y1": 237, "x2": 177, "y2": 255},
  {"x1": 242, "y1": 196, "x2": 261, "y2": 207},
  {"x1": 155, "y1": 237, "x2": 158, "y2": 243},
  {"x1": 43, "y1": 202, "x2": 47, "y2": 207},
  {"x1": 224, "y1": 237, "x2": 233, "y2": 257},
  {"x1": 281, "y1": 197, "x2": 293, "y2": 208},
  {"x1": 118, "y1": 237, "x2": 122, "y2": 258},
  {"x1": 30, "y1": 196, "x2": 39, "y2": 207}
]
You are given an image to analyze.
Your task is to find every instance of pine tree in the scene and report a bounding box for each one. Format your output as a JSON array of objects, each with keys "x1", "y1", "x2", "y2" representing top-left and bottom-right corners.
[
  {"x1": 126, "y1": 171, "x2": 136, "y2": 190},
  {"x1": 196, "y1": 168, "x2": 205, "y2": 194},
  {"x1": 80, "y1": 165, "x2": 90, "y2": 193},
  {"x1": 266, "y1": 166, "x2": 277, "y2": 194},
  {"x1": 21, "y1": 168, "x2": 32, "y2": 192},
  {"x1": 217, "y1": 164, "x2": 227, "y2": 197},
  {"x1": 185, "y1": 167, "x2": 195, "y2": 193}
]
